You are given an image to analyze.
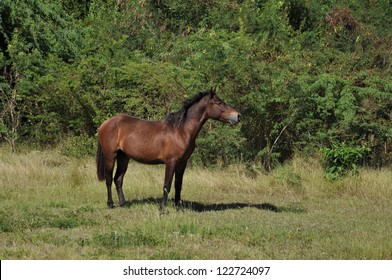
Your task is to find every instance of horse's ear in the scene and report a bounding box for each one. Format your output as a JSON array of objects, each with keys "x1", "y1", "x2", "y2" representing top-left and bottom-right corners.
[{"x1": 210, "y1": 87, "x2": 217, "y2": 97}]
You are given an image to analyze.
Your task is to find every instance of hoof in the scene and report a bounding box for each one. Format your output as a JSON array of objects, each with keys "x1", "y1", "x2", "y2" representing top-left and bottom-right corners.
[
  {"x1": 107, "y1": 203, "x2": 115, "y2": 209},
  {"x1": 160, "y1": 205, "x2": 169, "y2": 215},
  {"x1": 175, "y1": 200, "x2": 184, "y2": 212}
]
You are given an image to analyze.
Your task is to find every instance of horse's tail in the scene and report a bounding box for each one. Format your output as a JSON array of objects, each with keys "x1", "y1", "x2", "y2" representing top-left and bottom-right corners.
[{"x1": 96, "y1": 139, "x2": 106, "y2": 181}]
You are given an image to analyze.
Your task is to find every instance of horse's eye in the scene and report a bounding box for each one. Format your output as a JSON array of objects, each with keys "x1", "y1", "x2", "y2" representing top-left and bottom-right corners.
[{"x1": 213, "y1": 100, "x2": 223, "y2": 105}]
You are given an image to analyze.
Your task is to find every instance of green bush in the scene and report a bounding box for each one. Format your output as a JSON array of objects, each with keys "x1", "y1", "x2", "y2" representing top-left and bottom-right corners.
[
  {"x1": 1, "y1": 0, "x2": 390, "y2": 168},
  {"x1": 322, "y1": 142, "x2": 371, "y2": 179},
  {"x1": 60, "y1": 135, "x2": 96, "y2": 158},
  {"x1": 192, "y1": 124, "x2": 245, "y2": 166}
]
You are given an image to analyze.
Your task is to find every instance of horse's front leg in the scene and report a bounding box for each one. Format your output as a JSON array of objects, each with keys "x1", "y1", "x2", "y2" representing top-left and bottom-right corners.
[
  {"x1": 174, "y1": 162, "x2": 187, "y2": 210},
  {"x1": 160, "y1": 161, "x2": 176, "y2": 213}
]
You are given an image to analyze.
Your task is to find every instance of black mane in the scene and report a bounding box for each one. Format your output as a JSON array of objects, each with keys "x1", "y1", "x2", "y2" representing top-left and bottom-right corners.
[{"x1": 165, "y1": 89, "x2": 215, "y2": 127}]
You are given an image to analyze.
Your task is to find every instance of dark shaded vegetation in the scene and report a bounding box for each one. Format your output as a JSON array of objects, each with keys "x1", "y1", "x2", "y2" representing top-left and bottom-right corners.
[{"x1": 1, "y1": 0, "x2": 391, "y2": 169}]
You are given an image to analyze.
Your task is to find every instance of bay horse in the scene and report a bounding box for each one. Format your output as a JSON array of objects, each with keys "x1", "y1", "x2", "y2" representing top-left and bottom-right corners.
[{"x1": 96, "y1": 89, "x2": 241, "y2": 211}]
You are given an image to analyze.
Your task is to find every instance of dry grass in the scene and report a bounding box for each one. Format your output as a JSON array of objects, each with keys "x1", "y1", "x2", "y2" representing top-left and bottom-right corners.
[{"x1": 0, "y1": 147, "x2": 391, "y2": 259}]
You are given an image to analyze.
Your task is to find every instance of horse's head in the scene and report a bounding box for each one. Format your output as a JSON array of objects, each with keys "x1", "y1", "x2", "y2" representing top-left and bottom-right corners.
[{"x1": 205, "y1": 90, "x2": 241, "y2": 125}]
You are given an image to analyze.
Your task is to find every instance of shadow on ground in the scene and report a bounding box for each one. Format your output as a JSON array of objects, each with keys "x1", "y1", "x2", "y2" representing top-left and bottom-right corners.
[{"x1": 122, "y1": 197, "x2": 306, "y2": 213}]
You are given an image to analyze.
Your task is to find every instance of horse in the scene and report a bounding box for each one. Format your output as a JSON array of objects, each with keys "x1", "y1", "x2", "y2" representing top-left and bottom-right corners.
[{"x1": 96, "y1": 89, "x2": 241, "y2": 211}]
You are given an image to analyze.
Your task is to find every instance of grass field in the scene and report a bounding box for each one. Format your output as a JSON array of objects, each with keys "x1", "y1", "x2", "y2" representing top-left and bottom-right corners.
[{"x1": 0, "y1": 146, "x2": 391, "y2": 259}]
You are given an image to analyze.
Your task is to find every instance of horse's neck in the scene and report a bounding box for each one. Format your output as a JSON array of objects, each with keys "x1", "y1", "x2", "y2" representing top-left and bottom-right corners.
[{"x1": 182, "y1": 103, "x2": 208, "y2": 141}]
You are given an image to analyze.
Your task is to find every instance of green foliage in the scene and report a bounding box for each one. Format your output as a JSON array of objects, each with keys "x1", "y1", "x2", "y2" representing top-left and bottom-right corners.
[
  {"x1": 60, "y1": 134, "x2": 96, "y2": 158},
  {"x1": 193, "y1": 124, "x2": 245, "y2": 166},
  {"x1": 0, "y1": 0, "x2": 391, "y2": 169},
  {"x1": 322, "y1": 142, "x2": 371, "y2": 179}
]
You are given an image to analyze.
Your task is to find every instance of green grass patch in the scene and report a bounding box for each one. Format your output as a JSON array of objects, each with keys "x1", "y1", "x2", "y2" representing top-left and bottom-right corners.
[{"x1": 1, "y1": 148, "x2": 391, "y2": 259}]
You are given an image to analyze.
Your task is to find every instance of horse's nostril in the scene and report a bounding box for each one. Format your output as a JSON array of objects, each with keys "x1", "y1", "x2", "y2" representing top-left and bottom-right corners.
[{"x1": 238, "y1": 114, "x2": 241, "y2": 121}]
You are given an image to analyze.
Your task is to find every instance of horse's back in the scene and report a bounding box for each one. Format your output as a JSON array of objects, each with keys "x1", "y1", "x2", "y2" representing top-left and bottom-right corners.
[
  {"x1": 98, "y1": 113, "x2": 146, "y2": 134},
  {"x1": 98, "y1": 114, "x2": 168, "y2": 163},
  {"x1": 98, "y1": 114, "x2": 138, "y2": 147}
]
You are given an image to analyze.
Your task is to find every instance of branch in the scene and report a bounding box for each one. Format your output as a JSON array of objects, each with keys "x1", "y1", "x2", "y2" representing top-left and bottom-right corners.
[{"x1": 270, "y1": 111, "x2": 296, "y2": 154}]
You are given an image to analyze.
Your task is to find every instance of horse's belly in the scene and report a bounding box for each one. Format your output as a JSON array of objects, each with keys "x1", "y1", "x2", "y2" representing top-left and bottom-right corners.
[{"x1": 132, "y1": 156, "x2": 164, "y2": 165}]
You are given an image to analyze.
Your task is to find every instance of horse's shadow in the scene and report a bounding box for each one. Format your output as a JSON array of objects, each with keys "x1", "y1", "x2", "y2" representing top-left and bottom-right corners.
[{"x1": 122, "y1": 197, "x2": 305, "y2": 213}]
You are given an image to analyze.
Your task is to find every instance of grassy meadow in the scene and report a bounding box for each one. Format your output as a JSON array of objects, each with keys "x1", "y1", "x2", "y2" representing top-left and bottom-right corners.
[{"x1": 0, "y1": 146, "x2": 391, "y2": 260}]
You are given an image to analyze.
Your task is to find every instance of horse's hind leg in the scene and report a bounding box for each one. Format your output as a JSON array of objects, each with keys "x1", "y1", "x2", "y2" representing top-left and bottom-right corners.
[
  {"x1": 104, "y1": 155, "x2": 116, "y2": 208},
  {"x1": 114, "y1": 150, "x2": 129, "y2": 207},
  {"x1": 105, "y1": 168, "x2": 114, "y2": 208}
]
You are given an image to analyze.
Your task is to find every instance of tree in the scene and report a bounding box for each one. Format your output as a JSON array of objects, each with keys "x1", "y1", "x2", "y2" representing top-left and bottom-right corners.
[{"x1": 0, "y1": 0, "x2": 390, "y2": 168}]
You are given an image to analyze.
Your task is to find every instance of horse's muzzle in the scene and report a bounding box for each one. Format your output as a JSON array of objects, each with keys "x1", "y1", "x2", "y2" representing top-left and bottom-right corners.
[{"x1": 227, "y1": 113, "x2": 241, "y2": 125}]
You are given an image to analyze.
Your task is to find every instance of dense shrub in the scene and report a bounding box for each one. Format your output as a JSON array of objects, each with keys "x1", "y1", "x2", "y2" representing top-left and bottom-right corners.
[
  {"x1": 322, "y1": 142, "x2": 371, "y2": 179},
  {"x1": 1, "y1": 0, "x2": 391, "y2": 168}
]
